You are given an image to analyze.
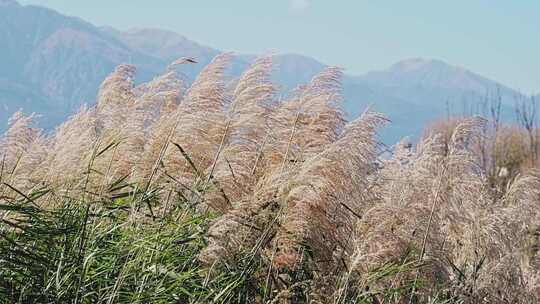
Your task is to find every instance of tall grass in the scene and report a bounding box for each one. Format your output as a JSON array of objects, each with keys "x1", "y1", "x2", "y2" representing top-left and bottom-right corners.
[{"x1": 1, "y1": 54, "x2": 540, "y2": 303}]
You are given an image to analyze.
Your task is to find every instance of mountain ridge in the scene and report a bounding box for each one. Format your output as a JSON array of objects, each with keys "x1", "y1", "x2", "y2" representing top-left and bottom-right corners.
[{"x1": 0, "y1": 0, "x2": 531, "y2": 142}]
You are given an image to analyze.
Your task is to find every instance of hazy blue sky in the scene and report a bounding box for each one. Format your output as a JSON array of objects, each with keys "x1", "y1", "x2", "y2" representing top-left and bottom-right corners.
[{"x1": 18, "y1": 0, "x2": 540, "y2": 94}]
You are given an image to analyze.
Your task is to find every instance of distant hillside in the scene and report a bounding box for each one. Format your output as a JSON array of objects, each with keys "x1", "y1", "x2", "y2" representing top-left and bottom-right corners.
[
  {"x1": 101, "y1": 27, "x2": 327, "y2": 92},
  {"x1": 99, "y1": 27, "x2": 224, "y2": 81},
  {"x1": 0, "y1": 0, "x2": 164, "y2": 129},
  {"x1": 348, "y1": 58, "x2": 523, "y2": 141},
  {"x1": 0, "y1": 0, "x2": 532, "y2": 143}
]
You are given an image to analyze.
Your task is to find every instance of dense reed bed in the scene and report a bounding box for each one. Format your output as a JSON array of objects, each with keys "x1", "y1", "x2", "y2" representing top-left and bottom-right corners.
[{"x1": 1, "y1": 54, "x2": 540, "y2": 303}]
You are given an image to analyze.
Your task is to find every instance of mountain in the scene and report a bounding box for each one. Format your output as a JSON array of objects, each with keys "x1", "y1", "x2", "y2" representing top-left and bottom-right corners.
[
  {"x1": 101, "y1": 27, "x2": 219, "y2": 63},
  {"x1": 0, "y1": 1, "x2": 332, "y2": 133},
  {"x1": 100, "y1": 27, "x2": 225, "y2": 81},
  {"x1": 0, "y1": 0, "x2": 164, "y2": 129},
  {"x1": 358, "y1": 58, "x2": 520, "y2": 106},
  {"x1": 0, "y1": 0, "x2": 533, "y2": 143},
  {"x1": 103, "y1": 27, "x2": 326, "y2": 92},
  {"x1": 347, "y1": 58, "x2": 523, "y2": 141}
]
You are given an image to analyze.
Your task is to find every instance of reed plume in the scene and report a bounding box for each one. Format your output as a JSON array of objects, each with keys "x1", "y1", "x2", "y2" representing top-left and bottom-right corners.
[
  {"x1": 146, "y1": 53, "x2": 233, "y2": 204},
  {"x1": 204, "y1": 56, "x2": 276, "y2": 211},
  {"x1": 3, "y1": 55, "x2": 540, "y2": 303}
]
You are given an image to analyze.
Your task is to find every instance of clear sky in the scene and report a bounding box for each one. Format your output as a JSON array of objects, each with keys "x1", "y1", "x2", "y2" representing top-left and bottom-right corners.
[{"x1": 18, "y1": 0, "x2": 540, "y2": 94}]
